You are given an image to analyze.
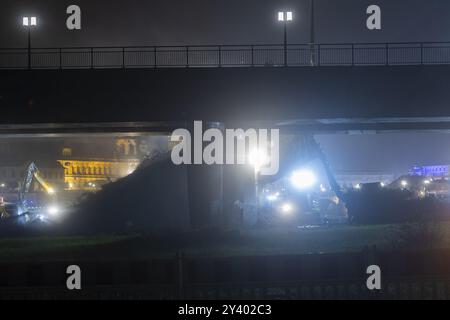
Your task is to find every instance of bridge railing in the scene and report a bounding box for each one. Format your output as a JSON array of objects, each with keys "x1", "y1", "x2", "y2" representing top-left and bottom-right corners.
[{"x1": 2, "y1": 42, "x2": 450, "y2": 69}]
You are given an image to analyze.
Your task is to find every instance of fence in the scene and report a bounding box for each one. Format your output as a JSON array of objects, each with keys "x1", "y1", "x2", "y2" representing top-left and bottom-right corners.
[
  {"x1": 2, "y1": 249, "x2": 450, "y2": 299},
  {"x1": 2, "y1": 42, "x2": 450, "y2": 69},
  {"x1": 2, "y1": 277, "x2": 449, "y2": 300}
]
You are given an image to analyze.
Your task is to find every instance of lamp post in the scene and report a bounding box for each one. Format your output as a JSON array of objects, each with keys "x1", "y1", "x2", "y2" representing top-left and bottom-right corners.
[
  {"x1": 22, "y1": 16, "x2": 37, "y2": 70},
  {"x1": 278, "y1": 11, "x2": 293, "y2": 66},
  {"x1": 309, "y1": 0, "x2": 315, "y2": 66}
]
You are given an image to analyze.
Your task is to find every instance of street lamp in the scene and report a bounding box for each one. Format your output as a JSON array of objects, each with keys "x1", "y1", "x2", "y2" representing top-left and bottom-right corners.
[
  {"x1": 278, "y1": 11, "x2": 293, "y2": 67},
  {"x1": 22, "y1": 16, "x2": 37, "y2": 70}
]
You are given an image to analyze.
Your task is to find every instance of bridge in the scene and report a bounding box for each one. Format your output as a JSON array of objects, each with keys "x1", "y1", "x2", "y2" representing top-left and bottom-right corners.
[
  {"x1": 2, "y1": 42, "x2": 450, "y2": 70},
  {"x1": 1, "y1": 41, "x2": 450, "y2": 290}
]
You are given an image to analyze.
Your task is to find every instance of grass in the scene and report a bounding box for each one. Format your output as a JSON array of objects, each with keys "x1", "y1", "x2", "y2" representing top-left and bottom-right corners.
[{"x1": 1, "y1": 222, "x2": 450, "y2": 263}]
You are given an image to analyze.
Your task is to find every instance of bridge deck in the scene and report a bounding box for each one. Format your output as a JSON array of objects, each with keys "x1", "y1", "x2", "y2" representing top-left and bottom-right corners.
[{"x1": 0, "y1": 65, "x2": 449, "y2": 132}]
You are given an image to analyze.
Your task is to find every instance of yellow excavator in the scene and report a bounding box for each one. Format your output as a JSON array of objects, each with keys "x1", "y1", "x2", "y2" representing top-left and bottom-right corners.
[{"x1": 1, "y1": 162, "x2": 59, "y2": 223}]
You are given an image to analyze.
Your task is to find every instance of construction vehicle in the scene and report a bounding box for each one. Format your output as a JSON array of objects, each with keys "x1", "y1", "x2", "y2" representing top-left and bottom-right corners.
[
  {"x1": 258, "y1": 134, "x2": 348, "y2": 226},
  {"x1": 0, "y1": 162, "x2": 61, "y2": 224}
]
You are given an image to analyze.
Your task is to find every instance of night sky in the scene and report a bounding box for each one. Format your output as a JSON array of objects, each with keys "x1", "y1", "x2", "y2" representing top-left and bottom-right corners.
[{"x1": 0, "y1": 0, "x2": 449, "y2": 48}]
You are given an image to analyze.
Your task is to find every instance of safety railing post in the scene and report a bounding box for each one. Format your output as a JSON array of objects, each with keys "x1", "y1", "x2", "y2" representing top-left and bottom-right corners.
[
  {"x1": 420, "y1": 43, "x2": 423, "y2": 65},
  {"x1": 186, "y1": 46, "x2": 189, "y2": 67},
  {"x1": 385, "y1": 43, "x2": 389, "y2": 66},
  {"x1": 251, "y1": 45, "x2": 254, "y2": 67},
  {"x1": 122, "y1": 47, "x2": 125, "y2": 68},
  {"x1": 317, "y1": 44, "x2": 321, "y2": 66},
  {"x1": 351, "y1": 44, "x2": 354, "y2": 66},
  {"x1": 59, "y1": 48, "x2": 62, "y2": 70},
  {"x1": 218, "y1": 45, "x2": 222, "y2": 67},
  {"x1": 90, "y1": 47, "x2": 94, "y2": 69}
]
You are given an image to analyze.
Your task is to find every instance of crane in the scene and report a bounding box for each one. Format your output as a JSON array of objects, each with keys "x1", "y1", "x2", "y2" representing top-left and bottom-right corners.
[
  {"x1": 1, "y1": 162, "x2": 59, "y2": 222},
  {"x1": 20, "y1": 162, "x2": 55, "y2": 200},
  {"x1": 18, "y1": 162, "x2": 57, "y2": 215},
  {"x1": 257, "y1": 134, "x2": 347, "y2": 225},
  {"x1": 260, "y1": 134, "x2": 343, "y2": 200}
]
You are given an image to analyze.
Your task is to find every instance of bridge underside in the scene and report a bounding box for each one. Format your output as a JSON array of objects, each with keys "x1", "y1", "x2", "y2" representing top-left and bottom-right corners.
[{"x1": 0, "y1": 66, "x2": 449, "y2": 133}]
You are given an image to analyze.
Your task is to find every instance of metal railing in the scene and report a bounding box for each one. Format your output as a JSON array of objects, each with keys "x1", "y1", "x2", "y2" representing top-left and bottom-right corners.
[
  {"x1": 2, "y1": 42, "x2": 450, "y2": 69},
  {"x1": 1, "y1": 276, "x2": 449, "y2": 300}
]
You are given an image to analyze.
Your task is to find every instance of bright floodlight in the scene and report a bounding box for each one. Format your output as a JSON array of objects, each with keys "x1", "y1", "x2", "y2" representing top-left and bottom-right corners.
[
  {"x1": 380, "y1": 182, "x2": 385, "y2": 187},
  {"x1": 280, "y1": 202, "x2": 293, "y2": 215},
  {"x1": 278, "y1": 12, "x2": 284, "y2": 21},
  {"x1": 47, "y1": 187, "x2": 55, "y2": 194},
  {"x1": 401, "y1": 180, "x2": 408, "y2": 187},
  {"x1": 355, "y1": 184, "x2": 361, "y2": 190},
  {"x1": 47, "y1": 206, "x2": 60, "y2": 216},
  {"x1": 286, "y1": 11, "x2": 293, "y2": 21},
  {"x1": 278, "y1": 11, "x2": 293, "y2": 21},
  {"x1": 291, "y1": 169, "x2": 316, "y2": 189},
  {"x1": 424, "y1": 179, "x2": 431, "y2": 185},
  {"x1": 23, "y1": 16, "x2": 36, "y2": 26},
  {"x1": 248, "y1": 148, "x2": 269, "y2": 171}
]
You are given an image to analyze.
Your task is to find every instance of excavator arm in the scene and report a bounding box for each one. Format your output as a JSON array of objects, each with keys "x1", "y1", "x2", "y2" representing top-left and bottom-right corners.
[
  {"x1": 308, "y1": 136, "x2": 344, "y2": 200},
  {"x1": 20, "y1": 162, "x2": 55, "y2": 203}
]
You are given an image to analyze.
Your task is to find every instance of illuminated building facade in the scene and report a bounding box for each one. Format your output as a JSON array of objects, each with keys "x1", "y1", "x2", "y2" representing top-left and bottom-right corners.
[
  {"x1": 57, "y1": 159, "x2": 139, "y2": 190},
  {"x1": 58, "y1": 139, "x2": 140, "y2": 191},
  {"x1": 0, "y1": 136, "x2": 170, "y2": 192},
  {"x1": 410, "y1": 165, "x2": 449, "y2": 177}
]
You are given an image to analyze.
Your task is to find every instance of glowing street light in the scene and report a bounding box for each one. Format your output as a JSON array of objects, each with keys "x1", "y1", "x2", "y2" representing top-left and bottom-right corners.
[
  {"x1": 23, "y1": 17, "x2": 37, "y2": 26},
  {"x1": 277, "y1": 11, "x2": 293, "y2": 66},
  {"x1": 401, "y1": 180, "x2": 408, "y2": 188},
  {"x1": 22, "y1": 16, "x2": 37, "y2": 70},
  {"x1": 278, "y1": 11, "x2": 293, "y2": 22}
]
